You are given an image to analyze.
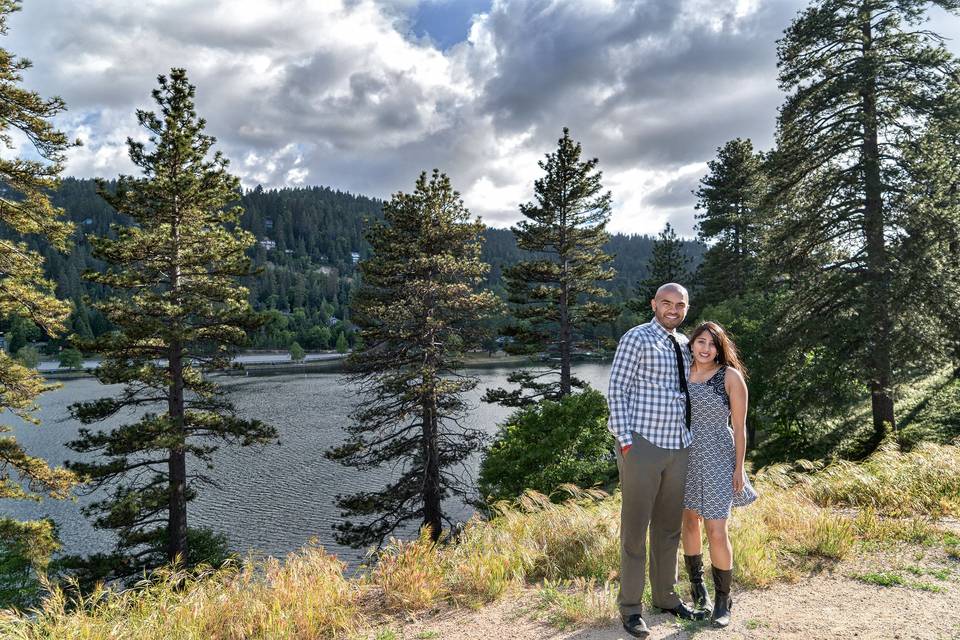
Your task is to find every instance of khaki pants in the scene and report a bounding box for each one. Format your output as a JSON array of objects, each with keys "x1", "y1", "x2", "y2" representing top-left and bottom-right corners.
[{"x1": 616, "y1": 434, "x2": 689, "y2": 616}]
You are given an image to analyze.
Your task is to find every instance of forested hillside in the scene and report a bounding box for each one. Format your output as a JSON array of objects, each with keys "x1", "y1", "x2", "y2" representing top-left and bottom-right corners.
[{"x1": 2, "y1": 177, "x2": 702, "y2": 350}]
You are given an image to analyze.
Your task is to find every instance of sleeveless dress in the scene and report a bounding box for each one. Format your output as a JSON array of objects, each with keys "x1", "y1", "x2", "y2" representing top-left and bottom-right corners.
[{"x1": 682, "y1": 366, "x2": 758, "y2": 519}]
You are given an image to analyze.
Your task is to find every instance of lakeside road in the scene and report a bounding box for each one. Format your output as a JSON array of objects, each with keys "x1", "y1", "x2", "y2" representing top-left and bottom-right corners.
[{"x1": 36, "y1": 351, "x2": 589, "y2": 378}]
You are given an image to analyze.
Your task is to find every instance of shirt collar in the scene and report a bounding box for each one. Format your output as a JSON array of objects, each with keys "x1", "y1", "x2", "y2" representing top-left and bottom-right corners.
[{"x1": 651, "y1": 317, "x2": 679, "y2": 341}]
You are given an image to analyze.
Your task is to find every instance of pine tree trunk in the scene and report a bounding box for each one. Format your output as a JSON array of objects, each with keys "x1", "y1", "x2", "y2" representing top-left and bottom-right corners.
[
  {"x1": 167, "y1": 342, "x2": 189, "y2": 563},
  {"x1": 734, "y1": 215, "x2": 744, "y2": 296},
  {"x1": 860, "y1": 10, "x2": 896, "y2": 450},
  {"x1": 167, "y1": 207, "x2": 188, "y2": 563},
  {"x1": 421, "y1": 389, "x2": 442, "y2": 542},
  {"x1": 558, "y1": 266, "x2": 572, "y2": 398}
]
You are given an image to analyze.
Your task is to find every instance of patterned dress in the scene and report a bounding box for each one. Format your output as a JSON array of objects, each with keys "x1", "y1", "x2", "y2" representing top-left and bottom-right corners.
[{"x1": 683, "y1": 366, "x2": 758, "y2": 520}]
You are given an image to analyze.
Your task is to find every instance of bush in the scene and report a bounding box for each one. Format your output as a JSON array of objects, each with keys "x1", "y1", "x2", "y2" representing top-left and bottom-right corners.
[
  {"x1": 57, "y1": 348, "x2": 83, "y2": 369},
  {"x1": 0, "y1": 518, "x2": 60, "y2": 610},
  {"x1": 14, "y1": 346, "x2": 40, "y2": 369},
  {"x1": 478, "y1": 388, "x2": 616, "y2": 503},
  {"x1": 289, "y1": 341, "x2": 305, "y2": 362}
]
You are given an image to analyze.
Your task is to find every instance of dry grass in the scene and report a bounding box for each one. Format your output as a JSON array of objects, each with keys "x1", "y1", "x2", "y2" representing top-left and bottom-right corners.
[
  {"x1": 0, "y1": 546, "x2": 360, "y2": 640},
  {"x1": 534, "y1": 578, "x2": 618, "y2": 630},
  {"x1": 2, "y1": 444, "x2": 959, "y2": 639},
  {"x1": 803, "y1": 440, "x2": 960, "y2": 517}
]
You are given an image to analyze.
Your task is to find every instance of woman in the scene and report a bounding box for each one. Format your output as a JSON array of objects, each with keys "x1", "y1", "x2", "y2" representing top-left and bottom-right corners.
[{"x1": 681, "y1": 321, "x2": 757, "y2": 628}]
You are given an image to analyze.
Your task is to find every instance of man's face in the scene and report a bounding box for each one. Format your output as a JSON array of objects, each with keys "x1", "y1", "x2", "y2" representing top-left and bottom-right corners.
[{"x1": 650, "y1": 288, "x2": 688, "y2": 330}]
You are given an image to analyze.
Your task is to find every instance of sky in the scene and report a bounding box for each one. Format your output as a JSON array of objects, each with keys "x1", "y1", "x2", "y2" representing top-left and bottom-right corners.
[{"x1": 9, "y1": 0, "x2": 960, "y2": 236}]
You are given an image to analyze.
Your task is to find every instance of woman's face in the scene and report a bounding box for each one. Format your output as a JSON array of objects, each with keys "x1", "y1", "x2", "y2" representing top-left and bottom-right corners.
[{"x1": 691, "y1": 332, "x2": 718, "y2": 367}]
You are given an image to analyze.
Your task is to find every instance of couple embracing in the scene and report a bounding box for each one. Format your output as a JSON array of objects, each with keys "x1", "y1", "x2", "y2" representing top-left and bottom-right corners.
[{"x1": 608, "y1": 283, "x2": 758, "y2": 637}]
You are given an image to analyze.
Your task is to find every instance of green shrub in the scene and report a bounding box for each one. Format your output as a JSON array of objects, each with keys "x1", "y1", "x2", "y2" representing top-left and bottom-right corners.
[
  {"x1": 0, "y1": 518, "x2": 59, "y2": 610},
  {"x1": 289, "y1": 341, "x2": 306, "y2": 362},
  {"x1": 478, "y1": 388, "x2": 616, "y2": 504},
  {"x1": 14, "y1": 346, "x2": 40, "y2": 369},
  {"x1": 57, "y1": 348, "x2": 83, "y2": 369}
]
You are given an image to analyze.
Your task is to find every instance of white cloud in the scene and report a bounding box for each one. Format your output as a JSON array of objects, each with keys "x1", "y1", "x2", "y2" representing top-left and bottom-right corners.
[{"x1": 8, "y1": 0, "x2": 960, "y2": 236}]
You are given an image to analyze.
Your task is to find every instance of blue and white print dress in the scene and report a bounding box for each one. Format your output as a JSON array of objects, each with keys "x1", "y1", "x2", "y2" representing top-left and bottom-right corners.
[{"x1": 682, "y1": 366, "x2": 758, "y2": 520}]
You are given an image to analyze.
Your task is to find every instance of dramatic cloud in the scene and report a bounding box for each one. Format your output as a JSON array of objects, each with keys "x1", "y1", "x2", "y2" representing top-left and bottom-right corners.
[{"x1": 8, "y1": 0, "x2": 960, "y2": 235}]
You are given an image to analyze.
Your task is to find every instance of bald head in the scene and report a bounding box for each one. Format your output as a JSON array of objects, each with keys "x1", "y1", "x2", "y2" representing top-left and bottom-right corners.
[
  {"x1": 651, "y1": 283, "x2": 689, "y2": 330},
  {"x1": 655, "y1": 283, "x2": 688, "y2": 300}
]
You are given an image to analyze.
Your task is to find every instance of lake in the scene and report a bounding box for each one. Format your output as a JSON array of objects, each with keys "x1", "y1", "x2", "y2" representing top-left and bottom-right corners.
[{"x1": 4, "y1": 363, "x2": 612, "y2": 565}]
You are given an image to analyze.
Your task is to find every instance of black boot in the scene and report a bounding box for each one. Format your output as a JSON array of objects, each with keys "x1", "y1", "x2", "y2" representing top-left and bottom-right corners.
[
  {"x1": 711, "y1": 566, "x2": 733, "y2": 628},
  {"x1": 684, "y1": 553, "x2": 712, "y2": 613}
]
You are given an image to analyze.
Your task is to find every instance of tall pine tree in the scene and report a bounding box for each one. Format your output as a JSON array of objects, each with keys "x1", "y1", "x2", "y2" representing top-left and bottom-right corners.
[
  {"x1": 485, "y1": 128, "x2": 616, "y2": 407},
  {"x1": 766, "y1": 0, "x2": 960, "y2": 451},
  {"x1": 0, "y1": 0, "x2": 78, "y2": 582},
  {"x1": 66, "y1": 69, "x2": 276, "y2": 580},
  {"x1": 694, "y1": 138, "x2": 766, "y2": 309},
  {"x1": 326, "y1": 170, "x2": 501, "y2": 547},
  {"x1": 632, "y1": 222, "x2": 693, "y2": 310}
]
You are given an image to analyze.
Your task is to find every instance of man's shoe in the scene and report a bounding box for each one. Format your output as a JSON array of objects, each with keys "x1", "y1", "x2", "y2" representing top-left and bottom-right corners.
[
  {"x1": 621, "y1": 613, "x2": 650, "y2": 638},
  {"x1": 657, "y1": 601, "x2": 709, "y2": 621}
]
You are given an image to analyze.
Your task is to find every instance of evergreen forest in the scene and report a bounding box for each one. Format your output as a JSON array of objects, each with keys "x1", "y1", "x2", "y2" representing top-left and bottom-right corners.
[{"x1": 0, "y1": 177, "x2": 703, "y2": 355}]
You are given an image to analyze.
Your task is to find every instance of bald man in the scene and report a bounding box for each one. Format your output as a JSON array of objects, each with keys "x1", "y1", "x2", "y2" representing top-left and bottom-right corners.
[{"x1": 608, "y1": 283, "x2": 705, "y2": 637}]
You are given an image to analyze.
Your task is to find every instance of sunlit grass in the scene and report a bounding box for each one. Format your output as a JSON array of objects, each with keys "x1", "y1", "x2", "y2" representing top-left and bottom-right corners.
[
  {"x1": 803, "y1": 441, "x2": 960, "y2": 517},
  {"x1": 0, "y1": 547, "x2": 360, "y2": 640},
  {"x1": 534, "y1": 578, "x2": 618, "y2": 629},
  {"x1": 2, "y1": 443, "x2": 958, "y2": 639}
]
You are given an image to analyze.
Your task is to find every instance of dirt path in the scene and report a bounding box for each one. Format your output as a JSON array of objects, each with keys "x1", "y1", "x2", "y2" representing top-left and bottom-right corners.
[{"x1": 385, "y1": 544, "x2": 960, "y2": 640}]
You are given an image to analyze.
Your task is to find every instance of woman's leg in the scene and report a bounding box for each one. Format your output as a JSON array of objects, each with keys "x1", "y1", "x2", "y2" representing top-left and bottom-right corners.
[
  {"x1": 704, "y1": 518, "x2": 734, "y2": 626},
  {"x1": 681, "y1": 509, "x2": 711, "y2": 610},
  {"x1": 681, "y1": 509, "x2": 702, "y2": 556},
  {"x1": 704, "y1": 518, "x2": 732, "y2": 570}
]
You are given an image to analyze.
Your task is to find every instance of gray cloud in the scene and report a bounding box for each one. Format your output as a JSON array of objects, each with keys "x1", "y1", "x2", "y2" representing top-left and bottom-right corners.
[{"x1": 6, "y1": 0, "x2": 960, "y2": 235}]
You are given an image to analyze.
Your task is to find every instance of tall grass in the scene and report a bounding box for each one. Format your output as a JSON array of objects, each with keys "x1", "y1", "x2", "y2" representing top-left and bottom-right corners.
[
  {"x1": 2, "y1": 444, "x2": 958, "y2": 639},
  {"x1": 803, "y1": 441, "x2": 960, "y2": 516},
  {"x1": 1, "y1": 546, "x2": 360, "y2": 640}
]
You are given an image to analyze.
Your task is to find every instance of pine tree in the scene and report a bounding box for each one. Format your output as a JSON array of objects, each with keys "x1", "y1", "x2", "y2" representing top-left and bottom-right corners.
[
  {"x1": 694, "y1": 138, "x2": 766, "y2": 309},
  {"x1": 766, "y1": 0, "x2": 960, "y2": 451},
  {"x1": 326, "y1": 170, "x2": 501, "y2": 547},
  {"x1": 0, "y1": 0, "x2": 78, "y2": 572},
  {"x1": 335, "y1": 331, "x2": 348, "y2": 354},
  {"x1": 66, "y1": 69, "x2": 277, "y2": 580},
  {"x1": 289, "y1": 341, "x2": 305, "y2": 362},
  {"x1": 900, "y1": 119, "x2": 960, "y2": 367},
  {"x1": 632, "y1": 223, "x2": 693, "y2": 309},
  {"x1": 485, "y1": 128, "x2": 616, "y2": 407}
]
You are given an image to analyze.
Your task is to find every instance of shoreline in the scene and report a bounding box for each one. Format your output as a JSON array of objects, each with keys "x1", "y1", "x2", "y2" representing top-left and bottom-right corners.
[{"x1": 39, "y1": 352, "x2": 611, "y2": 379}]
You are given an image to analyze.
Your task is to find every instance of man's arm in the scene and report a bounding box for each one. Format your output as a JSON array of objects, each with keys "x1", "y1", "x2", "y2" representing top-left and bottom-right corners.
[{"x1": 608, "y1": 329, "x2": 642, "y2": 452}]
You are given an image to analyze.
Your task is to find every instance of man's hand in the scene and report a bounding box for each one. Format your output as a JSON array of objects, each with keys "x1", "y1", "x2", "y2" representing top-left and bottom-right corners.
[{"x1": 621, "y1": 444, "x2": 632, "y2": 456}]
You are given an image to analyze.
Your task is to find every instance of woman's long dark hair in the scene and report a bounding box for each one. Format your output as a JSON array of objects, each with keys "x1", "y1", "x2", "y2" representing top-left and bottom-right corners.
[{"x1": 688, "y1": 321, "x2": 748, "y2": 379}]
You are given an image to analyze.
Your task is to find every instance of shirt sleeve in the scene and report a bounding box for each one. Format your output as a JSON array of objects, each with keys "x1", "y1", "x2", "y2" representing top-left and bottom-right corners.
[{"x1": 607, "y1": 329, "x2": 642, "y2": 448}]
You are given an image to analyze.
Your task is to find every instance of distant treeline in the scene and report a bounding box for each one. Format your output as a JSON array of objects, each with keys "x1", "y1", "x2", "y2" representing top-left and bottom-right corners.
[{"x1": 1, "y1": 177, "x2": 702, "y2": 351}]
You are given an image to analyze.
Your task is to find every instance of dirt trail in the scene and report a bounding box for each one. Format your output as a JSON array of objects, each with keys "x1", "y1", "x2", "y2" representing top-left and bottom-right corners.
[{"x1": 391, "y1": 544, "x2": 960, "y2": 640}]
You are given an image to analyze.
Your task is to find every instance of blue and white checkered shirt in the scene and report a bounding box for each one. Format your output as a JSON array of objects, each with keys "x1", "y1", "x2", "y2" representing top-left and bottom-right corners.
[{"x1": 607, "y1": 318, "x2": 692, "y2": 450}]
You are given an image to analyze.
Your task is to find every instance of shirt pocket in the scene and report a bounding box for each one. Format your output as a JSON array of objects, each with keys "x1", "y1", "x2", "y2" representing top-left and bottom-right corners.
[{"x1": 643, "y1": 340, "x2": 674, "y2": 380}]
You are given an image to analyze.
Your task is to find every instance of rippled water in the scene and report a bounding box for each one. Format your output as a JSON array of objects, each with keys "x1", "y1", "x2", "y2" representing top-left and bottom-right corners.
[{"x1": 3, "y1": 364, "x2": 611, "y2": 565}]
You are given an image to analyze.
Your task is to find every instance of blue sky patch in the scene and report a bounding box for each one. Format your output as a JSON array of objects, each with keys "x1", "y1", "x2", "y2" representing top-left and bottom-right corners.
[{"x1": 411, "y1": 0, "x2": 492, "y2": 49}]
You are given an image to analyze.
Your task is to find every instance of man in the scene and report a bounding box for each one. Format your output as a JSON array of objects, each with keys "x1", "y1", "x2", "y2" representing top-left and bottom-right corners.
[{"x1": 608, "y1": 283, "x2": 704, "y2": 638}]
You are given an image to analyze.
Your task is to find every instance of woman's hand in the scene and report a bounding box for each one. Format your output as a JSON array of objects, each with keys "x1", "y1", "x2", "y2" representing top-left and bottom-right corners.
[{"x1": 733, "y1": 465, "x2": 746, "y2": 493}]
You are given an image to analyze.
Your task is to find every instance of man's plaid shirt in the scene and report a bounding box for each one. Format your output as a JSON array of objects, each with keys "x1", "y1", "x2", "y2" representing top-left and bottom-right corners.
[{"x1": 607, "y1": 318, "x2": 692, "y2": 450}]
